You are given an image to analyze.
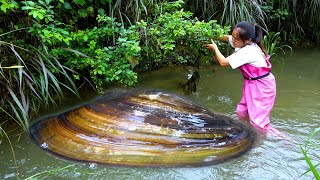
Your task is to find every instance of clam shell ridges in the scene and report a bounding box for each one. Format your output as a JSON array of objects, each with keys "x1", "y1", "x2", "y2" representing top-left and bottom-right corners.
[{"x1": 30, "y1": 89, "x2": 254, "y2": 167}]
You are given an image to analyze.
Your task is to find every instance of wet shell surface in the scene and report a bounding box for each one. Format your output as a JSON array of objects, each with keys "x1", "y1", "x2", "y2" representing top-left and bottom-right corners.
[{"x1": 30, "y1": 89, "x2": 254, "y2": 167}]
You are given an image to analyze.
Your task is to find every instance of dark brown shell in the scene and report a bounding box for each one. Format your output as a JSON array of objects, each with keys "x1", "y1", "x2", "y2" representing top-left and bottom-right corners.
[{"x1": 30, "y1": 89, "x2": 254, "y2": 167}]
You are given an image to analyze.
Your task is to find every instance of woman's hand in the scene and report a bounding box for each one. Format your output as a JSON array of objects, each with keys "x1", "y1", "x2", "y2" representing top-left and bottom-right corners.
[
  {"x1": 203, "y1": 39, "x2": 218, "y2": 51},
  {"x1": 203, "y1": 39, "x2": 229, "y2": 67}
]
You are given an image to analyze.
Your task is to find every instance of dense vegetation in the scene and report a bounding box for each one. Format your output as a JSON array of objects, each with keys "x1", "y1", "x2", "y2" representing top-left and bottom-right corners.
[
  {"x1": 186, "y1": 0, "x2": 320, "y2": 45},
  {"x1": 0, "y1": 0, "x2": 230, "y2": 134}
]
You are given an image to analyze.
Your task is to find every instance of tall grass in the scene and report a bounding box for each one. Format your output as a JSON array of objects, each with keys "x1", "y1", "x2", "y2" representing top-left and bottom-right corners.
[
  {"x1": 186, "y1": 0, "x2": 320, "y2": 43},
  {"x1": 186, "y1": 0, "x2": 266, "y2": 28},
  {"x1": 221, "y1": 0, "x2": 266, "y2": 29},
  {"x1": 109, "y1": 0, "x2": 162, "y2": 25},
  {"x1": 267, "y1": 0, "x2": 320, "y2": 37},
  {"x1": 302, "y1": 0, "x2": 320, "y2": 38},
  {"x1": 266, "y1": 0, "x2": 303, "y2": 36},
  {"x1": 263, "y1": 32, "x2": 292, "y2": 57},
  {"x1": 0, "y1": 40, "x2": 80, "y2": 133}
]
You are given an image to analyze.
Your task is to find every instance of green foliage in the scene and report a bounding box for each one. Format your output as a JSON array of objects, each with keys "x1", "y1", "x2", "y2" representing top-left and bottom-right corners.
[
  {"x1": 0, "y1": 0, "x2": 228, "y2": 134},
  {"x1": 0, "y1": 0, "x2": 19, "y2": 12},
  {"x1": 0, "y1": 0, "x2": 229, "y2": 94},
  {"x1": 261, "y1": 5, "x2": 290, "y2": 21},
  {"x1": 73, "y1": 0, "x2": 86, "y2": 6},
  {"x1": 185, "y1": 0, "x2": 320, "y2": 44},
  {"x1": 221, "y1": 0, "x2": 266, "y2": 29},
  {"x1": 137, "y1": 1, "x2": 229, "y2": 68},
  {"x1": 29, "y1": 23, "x2": 71, "y2": 45},
  {"x1": 28, "y1": 15, "x2": 141, "y2": 92},
  {"x1": 24, "y1": 0, "x2": 228, "y2": 91},
  {"x1": 21, "y1": 0, "x2": 55, "y2": 23},
  {"x1": 260, "y1": 0, "x2": 320, "y2": 42},
  {"x1": 185, "y1": 0, "x2": 266, "y2": 29},
  {"x1": 263, "y1": 32, "x2": 292, "y2": 57}
]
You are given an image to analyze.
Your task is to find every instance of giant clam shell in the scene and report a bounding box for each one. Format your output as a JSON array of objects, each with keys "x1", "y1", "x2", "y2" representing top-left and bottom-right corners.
[{"x1": 30, "y1": 89, "x2": 254, "y2": 167}]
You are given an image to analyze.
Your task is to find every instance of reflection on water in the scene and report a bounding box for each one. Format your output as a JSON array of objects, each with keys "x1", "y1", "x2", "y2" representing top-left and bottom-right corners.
[{"x1": 1, "y1": 47, "x2": 320, "y2": 179}]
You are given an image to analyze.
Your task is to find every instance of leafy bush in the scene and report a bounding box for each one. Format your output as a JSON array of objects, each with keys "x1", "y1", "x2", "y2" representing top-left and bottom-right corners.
[
  {"x1": 21, "y1": 0, "x2": 228, "y2": 91},
  {"x1": 30, "y1": 15, "x2": 141, "y2": 92},
  {"x1": 137, "y1": 0, "x2": 229, "y2": 69}
]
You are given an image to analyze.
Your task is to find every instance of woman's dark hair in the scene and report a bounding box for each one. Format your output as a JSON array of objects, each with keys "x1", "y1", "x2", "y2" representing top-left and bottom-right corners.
[{"x1": 231, "y1": 21, "x2": 267, "y2": 56}]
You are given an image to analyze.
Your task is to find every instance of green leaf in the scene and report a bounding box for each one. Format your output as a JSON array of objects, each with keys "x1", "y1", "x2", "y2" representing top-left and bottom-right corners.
[
  {"x1": 305, "y1": 127, "x2": 320, "y2": 146},
  {"x1": 27, "y1": 1, "x2": 35, "y2": 6},
  {"x1": 115, "y1": 70, "x2": 122, "y2": 75},
  {"x1": 39, "y1": 0, "x2": 46, "y2": 6},
  {"x1": 83, "y1": 35, "x2": 89, "y2": 41},
  {"x1": 73, "y1": 0, "x2": 86, "y2": 6},
  {"x1": 32, "y1": 12, "x2": 38, "y2": 19},
  {"x1": 78, "y1": 9, "x2": 87, "y2": 17},
  {"x1": 301, "y1": 146, "x2": 320, "y2": 179},
  {"x1": 57, "y1": 28, "x2": 69, "y2": 35},
  {"x1": 98, "y1": 8, "x2": 105, "y2": 16},
  {"x1": 37, "y1": 13, "x2": 44, "y2": 20},
  {"x1": 87, "y1": 6, "x2": 94, "y2": 12},
  {"x1": 100, "y1": 0, "x2": 107, "y2": 5},
  {"x1": 63, "y1": 2, "x2": 72, "y2": 9},
  {"x1": 1, "y1": 4, "x2": 8, "y2": 13}
]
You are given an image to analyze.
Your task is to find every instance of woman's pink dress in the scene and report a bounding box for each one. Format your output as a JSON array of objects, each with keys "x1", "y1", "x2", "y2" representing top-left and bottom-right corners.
[{"x1": 236, "y1": 56, "x2": 276, "y2": 129}]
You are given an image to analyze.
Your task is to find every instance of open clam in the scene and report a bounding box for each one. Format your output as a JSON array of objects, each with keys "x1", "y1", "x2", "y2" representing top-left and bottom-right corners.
[{"x1": 30, "y1": 89, "x2": 254, "y2": 167}]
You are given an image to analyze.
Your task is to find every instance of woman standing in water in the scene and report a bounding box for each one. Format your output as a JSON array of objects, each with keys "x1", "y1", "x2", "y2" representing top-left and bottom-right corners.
[{"x1": 204, "y1": 21, "x2": 276, "y2": 129}]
